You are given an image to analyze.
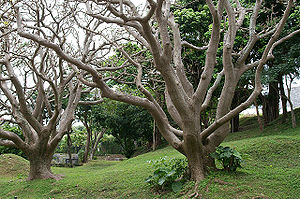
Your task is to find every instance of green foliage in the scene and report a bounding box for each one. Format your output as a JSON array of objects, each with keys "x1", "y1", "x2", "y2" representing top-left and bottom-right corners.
[
  {"x1": 91, "y1": 100, "x2": 153, "y2": 158},
  {"x1": 173, "y1": 2, "x2": 212, "y2": 86},
  {"x1": 210, "y1": 146, "x2": 243, "y2": 172},
  {"x1": 145, "y1": 157, "x2": 188, "y2": 192},
  {"x1": 0, "y1": 124, "x2": 26, "y2": 159},
  {"x1": 55, "y1": 126, "x2": 86, "y2": 161},
  {"x1": 97, "y1": 134, "x2": 122, "y2": 155}
]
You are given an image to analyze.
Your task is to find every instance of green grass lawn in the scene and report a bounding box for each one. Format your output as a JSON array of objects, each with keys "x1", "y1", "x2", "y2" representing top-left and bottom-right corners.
[{"x1": 0, "y1": 112, "x2": 299, "y2": 199}]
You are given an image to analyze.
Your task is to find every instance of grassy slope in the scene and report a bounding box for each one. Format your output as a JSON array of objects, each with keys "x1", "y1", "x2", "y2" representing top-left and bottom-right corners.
[
  {"x1": 0, "y1": 154, "x2": 29, "y2": 180},
  {"x1": 0, "y1": 112, "x2": 299, "y2": 199}
]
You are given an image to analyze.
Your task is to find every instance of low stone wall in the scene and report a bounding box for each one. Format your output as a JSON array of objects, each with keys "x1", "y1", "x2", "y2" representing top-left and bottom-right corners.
[{"x1": 52, "y1": 153, "x2": 79, "y2": 166}]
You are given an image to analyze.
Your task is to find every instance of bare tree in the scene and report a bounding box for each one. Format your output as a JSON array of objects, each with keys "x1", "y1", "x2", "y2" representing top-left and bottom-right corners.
[
  {"x1": 13, "y1": 0, "x2": 300, "y2": 181},
  {"x1": 0, "y1": 1, "x2": 84, "y2": 180}
]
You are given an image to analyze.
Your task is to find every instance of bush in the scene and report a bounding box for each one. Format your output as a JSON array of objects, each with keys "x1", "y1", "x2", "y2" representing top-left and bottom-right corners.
[
  {"x1": 145, "y1": 157, "x2": 188, "y2": 192},
  {"x1": 210, "y1": 146, "x2": 243, "y2": 172}
]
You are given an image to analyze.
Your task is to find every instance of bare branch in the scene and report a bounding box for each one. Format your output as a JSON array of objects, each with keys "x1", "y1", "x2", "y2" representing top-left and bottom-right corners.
[{"x1": 181, "y1": 41, "x2": 208, "y2": 51}]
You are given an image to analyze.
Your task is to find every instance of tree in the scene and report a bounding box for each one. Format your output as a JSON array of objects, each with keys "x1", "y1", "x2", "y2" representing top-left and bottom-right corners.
[
  {"x1": 76, "y1": 98, "x2": 106, "y2": 162},
  {"x1": 56, "y1": 126, "x2": 87, "y2": 159},
  {"x1": 89, "y1": 99, "x2": 153, "y2": 158},
  {"x1": 254, "y1": 1, "x2": 300, "y2": 125},
  {"x1": 0, "y1": 1, "x2": 83, "y2": 180},
  {"x1": 13, "y1": 0, "x2": 299, "y2": 181},
  {"x1": 272, "y1": 11, "x2": 300, "y2": 127}
]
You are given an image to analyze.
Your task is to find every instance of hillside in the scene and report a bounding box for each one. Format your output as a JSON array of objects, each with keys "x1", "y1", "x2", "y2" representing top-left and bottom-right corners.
[
  {"x1": 0, "y1": 154, "x2": 29, "y2": 178},
  {"x1": 0, "y1": 111, "x2": 299, "y2": 199}
]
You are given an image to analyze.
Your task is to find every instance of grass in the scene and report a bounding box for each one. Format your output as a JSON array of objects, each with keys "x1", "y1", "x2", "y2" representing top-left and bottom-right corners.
[
  {"x1": 0, "y1": 154, "x2": 29, "y2": 181},
  {"x1": 0, "y1": 110, "x2": 299, "y2": 198}
]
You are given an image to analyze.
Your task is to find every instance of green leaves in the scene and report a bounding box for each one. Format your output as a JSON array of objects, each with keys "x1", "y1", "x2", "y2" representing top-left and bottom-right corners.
[
  {"x1": 145, "y1": 157, "x2": 187, "y2": 192},
  {"x1": 210, "y1": 146, "x2": 243, "y2": 172},
  {"x1": 158, "y1": 176, "x2": 166, "y2": 186},
  {"x1": 171, "y1": 181, "x2": 182, "y2": 193}
]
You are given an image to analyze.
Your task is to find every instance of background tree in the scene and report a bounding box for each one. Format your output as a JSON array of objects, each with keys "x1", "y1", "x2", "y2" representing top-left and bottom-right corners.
[
  {"x1": 14, "y1": 0, "x2": 300, "y2": 181},
  {"x1": 91, "y1": 99, "x2": 153, "y2": 158},
  {"x1": 56, "y1": 126, "x2": 87, "y2": 159},
  {"x1": 76, "y1": 95, "x2": 106, "y2": 163},
  {"x1": 272, "y1": 10, "x2": 300, "y2": 127},
  {"x1": 252, "y1": 0, "x2": 300, "y2": 125}
]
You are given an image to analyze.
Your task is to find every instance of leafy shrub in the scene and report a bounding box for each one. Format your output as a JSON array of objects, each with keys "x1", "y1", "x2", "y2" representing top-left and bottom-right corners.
[
  {"x1": 145, "y1": 157, "x2": 188, "y2": 192},
  {"x1": 210, "y1": 146, "x2": 243, "y2": 172}
]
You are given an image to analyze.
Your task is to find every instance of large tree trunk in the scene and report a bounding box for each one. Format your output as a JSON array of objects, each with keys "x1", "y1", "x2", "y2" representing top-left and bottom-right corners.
[
  {"x1": 27, "y1": 153, "x2": 59, "y2": 180},
  {"x1": 183, "y1": 134, "x2": 205, "y2": 181}
]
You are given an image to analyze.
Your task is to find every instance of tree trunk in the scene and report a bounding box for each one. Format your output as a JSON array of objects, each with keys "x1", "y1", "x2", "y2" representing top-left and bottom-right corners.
[
  {"x1": 290, "y1": 105, "x2": 296, "y2": 128},
  {"x1": 287, "y1": 98, "x2": 296, "y2": 128},
  {"x1": 279, "y1": 76, "x2": 288, "y2": 123},
  {"x1": 67, "y1": 132, "x2": 73, "y2": 168},
  {"x1": 90, "y1": 130, "x2": 105, "y2": 160},
  {"x1": 28, "y1": 154, "x2": 59, "y2": 180},
  {"x1": 231, "y1": 114, "x2": 239, "y2": 132},
  {"x1": 152, "y1": 120, "x2": 161, "y2": 151},
  {"x1": 188, "y1": 155, "x2": 205, "y2": 181},
  {"x1": 263, "y1": 81, "x2": 279, "y2": 125},
  {"x1": 285, "y1": 75, "x2": 297, "y2": 128},
  {"x1": 183, "y1": 133, "x2": 205, "y2": 181},
  {"x1": 82, "y1": 120, "x2": 91, "y2": 163},
  {"x1": 230, "y1": 90, "x2": 243, "y2": 133},
  {"x1": 254, "y1": 99, "x2": 264, "y2": 131},
  {"x1": 152, "y1": 120, "x2": 156, "y2": 151}
]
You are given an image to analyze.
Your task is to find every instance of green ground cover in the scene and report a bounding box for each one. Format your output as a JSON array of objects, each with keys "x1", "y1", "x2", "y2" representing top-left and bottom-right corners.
[{"x1": 0, "y1": 112, "x2": 299, "y2": 198}]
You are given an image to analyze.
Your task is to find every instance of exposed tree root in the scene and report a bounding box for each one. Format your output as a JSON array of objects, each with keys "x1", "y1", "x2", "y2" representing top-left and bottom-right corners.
[
  {"x1": 186, "y1": 182, "x2": 202, "y2": 199},
  {"x1": 185, "y1": 177, "x2": 235, "y2": 198}
]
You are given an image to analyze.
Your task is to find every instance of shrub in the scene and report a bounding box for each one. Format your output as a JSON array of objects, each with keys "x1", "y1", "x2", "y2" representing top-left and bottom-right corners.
[
  {"x1": 210, "y1": 146, "x2": 243, "y2": 172},
  {"x1": 145, "y1": 157, "x2": 188, "y2": 192}
]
